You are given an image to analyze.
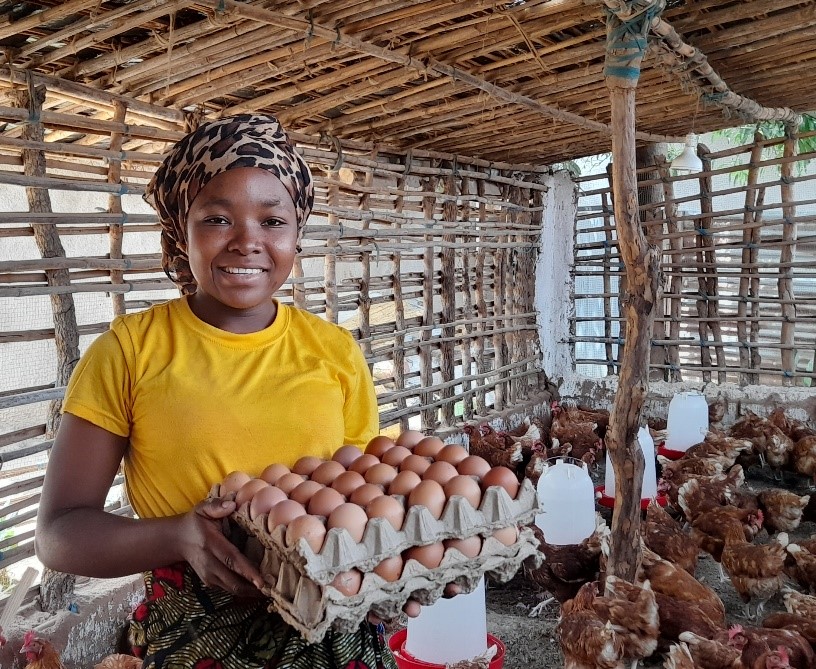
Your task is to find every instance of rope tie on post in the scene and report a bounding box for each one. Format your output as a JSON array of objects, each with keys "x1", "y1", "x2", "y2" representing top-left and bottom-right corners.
[
  {"x1": 25, "y1": 71, "x2": 40, "y2": 124},
  {"x1": 603, "y1": 0, "x2": 666, "y2": 88}
]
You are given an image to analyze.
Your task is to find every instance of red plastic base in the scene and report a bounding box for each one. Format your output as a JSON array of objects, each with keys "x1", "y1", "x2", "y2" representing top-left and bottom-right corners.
[
  {"x1": 657, "y1": 443, "x2": 686, "y2": 460},
  {"x1": 594, "y1": 485, "x2": 668, "y2": 510},
  {"x1": 388, "y1": 628, "x2": 506, "y2": 669}
]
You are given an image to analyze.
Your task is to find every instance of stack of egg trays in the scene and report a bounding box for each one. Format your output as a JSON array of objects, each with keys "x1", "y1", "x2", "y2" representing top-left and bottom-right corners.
[{"x1": 229, "y1": 477, "x2": 543, "y2": 644}]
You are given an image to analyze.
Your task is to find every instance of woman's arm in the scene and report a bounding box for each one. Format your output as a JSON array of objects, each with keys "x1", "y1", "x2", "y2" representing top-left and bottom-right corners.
[{"x1": 36, "y1": 413, "x2": 264, "y2": 596}]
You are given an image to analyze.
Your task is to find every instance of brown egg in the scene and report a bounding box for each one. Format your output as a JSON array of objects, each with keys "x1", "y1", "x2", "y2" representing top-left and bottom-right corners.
[
  {"x1": 276, "y1": 472, "x2": 306, "y2": 495},
  {"x1": 403, "y1": 542, "x2": 445, "y2": 569},
  {"x1": 249, "y1": 485, "x2": 287, "y2": 520},
  {"x1": 365, "y1": 435, "x2": 397, "y2": 458},
  {"x1": 388, "y1": 470, "x2": 422, "y2": 497},
  {"x1": 407, "y1": 479, "x2": 446, "y2": 519},
  {"x1": 443, "y1": 535, "x2": 482, "y2": 558},
  {"x1": 381, "y1": 445, "x2": 412, "y2": 468},
  {"x1": 331, "y1": 470, "x2": 366, "y2": 497},
  {"x1": 308, "y1": 487, "x2": 346, "y2": 517},
  {"x1": 399, "y1": 454, "x2": 432, "y2": 476},
  {"x1": 348, "y1": 453, "x2": 380, "y2": 475},
  {"x1": 481, "y1": 466, "x2": 520, "y2": 499},
  {"x1": 373, "y1": 555, "x2": 404, "y2": 582},
  {"x1": 292, "y1": 456, "x2": 324, "y2": 477},
  {"x1": 332, "y1": 445, "x2": 364, "y2": 468},
  {"x1": 423, "y1": 460, "x2": 459, "y2": 486},
  {"x1": 259, "y1": 463, "x2": 290, "y2": 486},
  {"x1": 349, "y1": 483, "x2": 385, "y2": 507},
  {"x1": 492, "y1": 525, "x2": 519, "y2": 546},
  {"x1": 364, "y1": 462, "x2": 398, "y2": 487},
  {"x1": 413, "y1": 436, "x2": 445, "y2": 458},
  {"x1": 267, "y1": 499, "x2": 306, "y2": 532},
  {"x1": 443, "y1": 475, "x2": 482, "y2": 509},
  {"x1": 327, "y1": 503, "x2": 369, "y2": 543},
  {"x1": 289, "y1": 480, "x2": 324, "y2": 506},
  {"x1": 285, "y1": 514, "x2": 327, "y2": 553},
  {"x1": 310, "y1": 460, "x2": 347, "y2": 486},
  {"x1": 435, "y1": 444, "x2": 468, "y2": 466},
  {"x1": 219, "y1": 470, "x2": 251, "y2": 496},
  {"x1": 331, "y1": 569, "x2": 363, "y2": 596},
  {"x1": 457, "y1": 455, "x2": 492, "y2": 479},
  {"x1": 366, "y1": 495, "x2": 405, "y2": 531},
  {"x1": 395, "y1": 430, "x2": 425, "y2": 450},
  {"x1": 234, "y1": 478, "x2": 270, "y2": 507}
]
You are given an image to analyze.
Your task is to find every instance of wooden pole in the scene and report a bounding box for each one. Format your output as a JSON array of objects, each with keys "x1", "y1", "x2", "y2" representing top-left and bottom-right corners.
[
  {"x1": 107, "y1": 100, "x2": 127, "y2": 316},
  {"x1": 779, "y1": 127, "x2": 798, "y2": 386}
]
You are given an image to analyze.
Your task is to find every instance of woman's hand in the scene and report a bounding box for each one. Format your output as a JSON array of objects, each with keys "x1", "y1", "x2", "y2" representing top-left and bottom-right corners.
[
  {"x1": 178, "y1": 497, "x2": 265, "y2": 598},
  {"x1": 367, "y1": 583, "x2": 461, "y2": 624}
]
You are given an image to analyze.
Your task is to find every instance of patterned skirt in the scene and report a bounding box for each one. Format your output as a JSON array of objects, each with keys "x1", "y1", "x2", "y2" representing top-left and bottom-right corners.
[{"x1": 129, "y1": 563, "x2": 398, "y2": 669}]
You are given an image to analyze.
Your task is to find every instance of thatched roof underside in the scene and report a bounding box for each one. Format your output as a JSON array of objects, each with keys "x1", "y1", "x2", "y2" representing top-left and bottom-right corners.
[{"x1": 0, "y1": 0, "x2": 814, "y2": 164}]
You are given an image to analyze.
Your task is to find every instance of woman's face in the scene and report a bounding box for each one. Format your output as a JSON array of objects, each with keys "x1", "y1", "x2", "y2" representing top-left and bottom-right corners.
[{"x1": 184, "y1": 167, "x2": 299, "y2": 331}]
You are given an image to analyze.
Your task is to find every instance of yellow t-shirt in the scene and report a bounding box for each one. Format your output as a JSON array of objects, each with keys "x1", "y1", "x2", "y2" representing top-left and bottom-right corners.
[{"x1": 63, "y1": 297, "x2": 379, "y2": 519}]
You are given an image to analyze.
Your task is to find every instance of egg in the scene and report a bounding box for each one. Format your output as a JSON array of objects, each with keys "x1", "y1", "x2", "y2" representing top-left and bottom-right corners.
[
  {"x1": 292, "y1": 455, "x2": 324, "y2": 476},
  {"x1": 364, "y1": 462, "x2": 398, "y2": 487},
  {"x1": 327, "y1": 503, "x2": 369, "y2": 543},
  {"x1": 234, "y1": 478, "x2": 270, "y2": 507},
  {"x1": 365, "y1": 495, "x2": 405, "y2": 531},
  {"x1": 422, "y1": 460, "x2": 459, "y2": 486},
  {"x1": 249, "y1": 485, "x2": 287, "y2": 520},
  {"x1": 330, "y1": 569, "x2": 363, "y2": 596},
  {"x1": 349, "y1": 483, "x2": 385, "y2": 507},
  {"x1": 332, "y1": 444, "x2": 364, "y2": 468},
  {"x1": 481, "y1": 466, "x2": 520, "y2": 499},
  {"x1": 443, "y1": 535, "x2": 482, "y2": 558},
  {"x1": 435, "y1": 444, "x2": 468, "y2": 466},
  {"x1": 219, "y1": 470, "x2": 251, "y2": 496},
  {"x1": 403, "y1": 542, "x2": 445, "y2": 569},
  {"x1": 413, "y1": 436, "x2": 445, "y2": 458},
  {"x1": 381, "y1": 445, "x2": 412, "y2": 468},
  {"x1": 407, "y1": 479, "x2": 446, "y2": 519},
  {"x1": 373, "y1": 555, "x2": 404, "y2": 582},
  {"x1": 399, "y1": 453, "x2": 432, "y2": 476},
  {"x1": 289, "y1": 480, "x2": 324, "y2": 506},
  {"x1": 348, "y1": 453, "x2": 380, "y2": 475},
  {"x1": 456, "y1": 455, "x2": 492, "y2": 479},
  {"x1": 388, "y1": 470, "x2": 422, "y2": 497},
  {"x1": 395, "y1": 430, "x2": 425, "y2": 450},
  {"x1": 443, "y1": 475, "x2": 482, "y2": 509},
  {"x1": 331, "y1": 470, "x2": 366, "y2": 497},
  {"x1": 259, "y1": 463, "x2": 290, "y2": 486},
  {"x1": 492, "y1": 525, "x2": 519, "y2": 546},
  {"x1": 365, "y1": 435, "x2": 397, "y2": 458},
  {"x1": 285, "y1": 514, "x2": 327, "y2": 553},
  {"x1": 310, "y1": 460, "x2": 347, "y2": 486},
  {"x1": 307, "y1": 487, "x2": 346, "y2": 517},
  {"x1": 267, "y1": 499, "x2": 306, "y2": 532},
  {"x1": 275, "y1": 472, "x2": 306, "y2": 495}
]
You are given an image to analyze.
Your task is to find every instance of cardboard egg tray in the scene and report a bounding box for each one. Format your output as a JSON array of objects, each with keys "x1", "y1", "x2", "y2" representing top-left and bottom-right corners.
[{"x1": 222, "y1": 477, "x2": 542, "y2": 643}]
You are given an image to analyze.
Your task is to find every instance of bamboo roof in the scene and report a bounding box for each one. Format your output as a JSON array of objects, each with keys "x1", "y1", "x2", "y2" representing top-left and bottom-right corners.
[{"x1": 0, "y1": 0, "x2": 814, "y2": 163}]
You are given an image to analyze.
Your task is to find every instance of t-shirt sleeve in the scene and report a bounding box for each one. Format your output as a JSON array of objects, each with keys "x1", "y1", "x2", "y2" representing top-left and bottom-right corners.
[
  {"x1": 341, "y1": 330, "x2": 379, "y2": 446},
  {"x1": 62, "y1": 320, "x2": 133, "y2": 437}
]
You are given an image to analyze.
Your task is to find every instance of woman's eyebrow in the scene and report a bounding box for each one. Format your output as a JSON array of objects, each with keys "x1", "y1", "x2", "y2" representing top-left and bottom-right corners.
[{"x1": 200, "y1": 197, "x2": 286, "y2": 208}]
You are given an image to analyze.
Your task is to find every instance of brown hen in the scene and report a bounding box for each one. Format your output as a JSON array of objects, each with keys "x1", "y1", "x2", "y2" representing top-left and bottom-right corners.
[
  {"x1": 783, "y1": 590, "x2": 816, "y2": 619},
  {"x1": 677, "y1": 631, "x2": 742, "y2": 669},
  {"x1": 757, "y1": 490, "x2": 810, "y2": 533},
  {"x1": 94, "y1": 655, "x2": 143, "y2": 669},
  {"x1": 462, "y1": 423, "x2": 523, "y2": 470},
  {"x1": 20, "y1": 631, "x2": 66, "y2": 669},
  {"x1": 791, "y1": 436, "x2": 816, "y2": 485},
  {"x1": 592, "y1": 576, "x2": 660, "y2": 666},
  {"x1": 556, "y1": 581, "x2": 625, "y2": 669},
  {"x1": 724, "y1": 624, "x2": 813, "y2": 669},
  {"x1": 642, "y1": 499, "x2": 699, "y2": 575},
  {"x1": 761, "y1": 612, "x2": 816, "y2": 649}
]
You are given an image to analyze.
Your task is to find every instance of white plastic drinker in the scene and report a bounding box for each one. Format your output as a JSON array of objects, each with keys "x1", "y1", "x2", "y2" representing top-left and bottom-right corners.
[
  {"x1": 534, "y1": 457, "x2": 596, "y2": 545},
  {"x1": 665, "y1": 391, "x2": 709, "y2": 452},
  {"x1": 604, "y1": 426, "x2": 657, "y2": 499}
]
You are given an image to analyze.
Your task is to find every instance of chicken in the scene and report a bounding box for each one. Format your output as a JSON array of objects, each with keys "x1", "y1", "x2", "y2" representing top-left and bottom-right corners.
[
  {"x1": 708, "y1": 395, "x2": 729, "y2": 430},
  {"x1": 20, "y1": 631, "x2": 66, "y2": 669},
  {"x1": 721, "y1": 526, "x2": 789, "y2": 619},
  {"x1": 791, "y1": 436, "x2": 816, "y2": 485},
  {"x1": 767, "y1": 407, "x2": 816, "y2": 443},
  {"x1": 725, "y1": 624, "x2": 813, "y2": 669},
  {"x1": 685, "y1": 434, "x2": 753, "y2": 470},
  {"x1": 782, "y1": 589, "x2": 816, "y2": 619},
  {"x1": 784, "y1": 543, "x2": 816, "y2": 593},
  {"x1": 523, "y1": 515, "x2": 610, "y2": 610},
  {"x1": 659, "y1": 456, "x2": 725, "y2": 487},
  {"x1": 462, "y1": 423, "x2": 523, "y2": 470},
  {"x1": 730, "y1": 411, "x2": 793, "y2": 470},
  {"x1": 663, "y1": 642, "x2": 696, "y2": 669},
  {"x1": 94, "y1": 655, "x2": 143, "y2": 669},
  {"x1": 550, "y1": 402, "x2": 605, "y2": 465},
  {"x1": 757, "y1": 490, "x2": 810, "y2": 533},
  {"x1": 551, "y1": 400, "x2": 610, "y2": 438},
  {"x1": 556, "y1": 581, "x2": 625, "y2": 669},
  {"x1": 761, "y1": 612, "x2": 816, "y2": 650},
  {"x1": 691, "y1": 510, "x2": 764, "y2": 570},
  {"x1": 677, "y1": 631, "x2": 742, "y2": 669},
  {"x1": 642, "y1": 499, "x2": 699, "y2": 575},
  {"x1": 677, "y1": 467, "x2": 747, "y2": 523}
]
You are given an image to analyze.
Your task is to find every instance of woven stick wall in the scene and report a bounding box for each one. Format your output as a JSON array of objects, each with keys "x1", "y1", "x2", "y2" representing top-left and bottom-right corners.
[
  {"x1": 0, "y1": 83, "x2": 546, "y2": 573},
  {"x1": 573, "y1": 131, "x2": 816, "y2": 386}
]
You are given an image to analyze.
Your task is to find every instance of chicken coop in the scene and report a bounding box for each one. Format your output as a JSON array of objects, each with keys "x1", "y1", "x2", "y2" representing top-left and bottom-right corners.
[{"x1": 1, "y1": 0, "x2": 816, "y2": 667}]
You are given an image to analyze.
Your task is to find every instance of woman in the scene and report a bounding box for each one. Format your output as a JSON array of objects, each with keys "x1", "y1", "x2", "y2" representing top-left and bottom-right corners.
[{"x1": 35, "y1": 115, "x2": 399, "y2": 669}]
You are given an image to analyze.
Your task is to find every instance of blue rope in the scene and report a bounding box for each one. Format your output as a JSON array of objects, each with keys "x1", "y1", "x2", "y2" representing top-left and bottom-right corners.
[{"x1": 603, "y1": 1, "x2": 665, "y2": 83}]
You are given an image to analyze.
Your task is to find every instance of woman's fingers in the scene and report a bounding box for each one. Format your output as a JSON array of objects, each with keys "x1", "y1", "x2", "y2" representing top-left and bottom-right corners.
[{"x1": 402, "y1": 599, "x2": 422, "y2": 618}]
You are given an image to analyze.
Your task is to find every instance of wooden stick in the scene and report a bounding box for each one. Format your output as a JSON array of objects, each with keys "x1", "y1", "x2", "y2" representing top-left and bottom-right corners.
[{"x1": 0, "y1": 566, "x2": 38, "y2": 629}]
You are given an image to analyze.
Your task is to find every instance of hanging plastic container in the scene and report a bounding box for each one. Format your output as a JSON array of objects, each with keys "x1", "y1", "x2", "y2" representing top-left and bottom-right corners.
[
  {"x1": 665, "y1": 391, "x2": 708, "y2": 453},
  {"x1": 405, "y1": 577, "x2": 487, "y2": 664},
  {"x1": 534, "y1": 457, "x2": 596, "y2": 545},
  {"x1": 604, "y1": 426, "x2": 657, "y2": 499}
]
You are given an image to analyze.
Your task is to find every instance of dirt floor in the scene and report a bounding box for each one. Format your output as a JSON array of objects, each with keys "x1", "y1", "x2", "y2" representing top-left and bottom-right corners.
[{"x1": 468, "y1": 462, "x2": 814, "y2": 669}]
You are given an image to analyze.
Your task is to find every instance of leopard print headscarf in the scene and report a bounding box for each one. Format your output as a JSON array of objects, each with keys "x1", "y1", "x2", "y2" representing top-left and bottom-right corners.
[{"x1": 144, "y1": 114, "x2": 314, "y2": 294}]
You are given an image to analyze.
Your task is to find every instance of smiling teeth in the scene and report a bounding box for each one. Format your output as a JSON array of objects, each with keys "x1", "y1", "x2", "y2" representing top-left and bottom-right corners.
[{"x1": 223, "y1": 267, "x2": 263, "y2": 274}]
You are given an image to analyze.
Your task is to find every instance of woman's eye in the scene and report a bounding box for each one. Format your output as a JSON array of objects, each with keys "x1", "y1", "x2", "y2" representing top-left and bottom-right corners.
[
  {"x1": 204, "y1": 216, "x2": 229, "y2": 225},
  {"x1": 263, "y1": 218, "x2": 285, "y2": 227}
]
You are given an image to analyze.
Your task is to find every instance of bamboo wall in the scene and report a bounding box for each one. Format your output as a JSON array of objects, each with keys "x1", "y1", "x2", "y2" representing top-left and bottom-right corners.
[
  {"x1": 0, "y1": 82, "x2": 546, "y2": 574},
  {"x1": 573, "y1": 131, "x2": 816, "y2": 387}
]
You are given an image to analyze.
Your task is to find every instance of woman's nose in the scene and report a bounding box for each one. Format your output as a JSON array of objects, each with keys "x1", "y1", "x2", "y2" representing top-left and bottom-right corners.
[{"x1": 227, "y1": 222, "x2": 262, "y2": 253}]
